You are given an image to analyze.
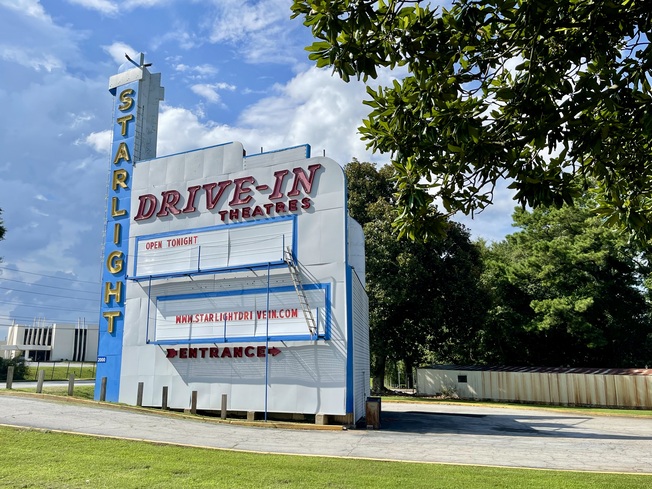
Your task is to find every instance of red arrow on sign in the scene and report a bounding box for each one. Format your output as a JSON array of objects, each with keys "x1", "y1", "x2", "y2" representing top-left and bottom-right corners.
[{"x1": 268, "y1": 347, "x2": 282, "y2": 356}]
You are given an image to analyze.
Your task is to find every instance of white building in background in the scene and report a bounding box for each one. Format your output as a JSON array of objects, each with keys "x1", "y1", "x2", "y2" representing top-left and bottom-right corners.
[{"x1": 0, "y1": 320, "x2": 98, "y2": 362}]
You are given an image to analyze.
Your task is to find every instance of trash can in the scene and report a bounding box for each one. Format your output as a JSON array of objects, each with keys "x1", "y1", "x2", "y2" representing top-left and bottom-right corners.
[{"x1": 365, "y1": 396, "x2": 381, "y2": 429}]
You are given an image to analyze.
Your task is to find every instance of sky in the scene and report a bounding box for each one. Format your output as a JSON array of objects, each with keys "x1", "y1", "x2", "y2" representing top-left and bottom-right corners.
[{"x1": 0, "y1": 0, "x2": 516, "y2": 340}]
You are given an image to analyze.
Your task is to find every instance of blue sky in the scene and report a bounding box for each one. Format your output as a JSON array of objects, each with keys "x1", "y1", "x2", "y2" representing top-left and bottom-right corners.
[{"x1": 0, "y1": 0, "x2": 515, "y2": 340}]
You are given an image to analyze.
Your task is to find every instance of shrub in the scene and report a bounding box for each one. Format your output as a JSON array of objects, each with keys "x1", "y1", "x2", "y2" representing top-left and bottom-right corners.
[{"x1": 0, "y1": 356, "x2": 27, "y2": 381}]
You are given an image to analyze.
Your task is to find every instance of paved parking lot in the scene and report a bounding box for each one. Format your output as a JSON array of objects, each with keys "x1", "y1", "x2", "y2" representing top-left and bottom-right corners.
[{"x1": 1, "y1": 394, "x2": 650, "y2": 473}]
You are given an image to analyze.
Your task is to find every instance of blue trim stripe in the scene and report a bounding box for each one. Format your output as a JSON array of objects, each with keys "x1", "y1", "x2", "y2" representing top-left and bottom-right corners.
[
  {"x1": 343, "y1": 174, "x2": 354, "y2": 414},
  {"x1": 130, "y1": 261, "x2": 289, "y2": 282},
  {"x1": 153, "y1": 334, "x2": 316, "y2": 345},
  {"x1": 345, "y1": 267, "x2": 354, "y2": 413},
  {"x1": 157, "y1": 283, "x2": 324, "y2": 301}
]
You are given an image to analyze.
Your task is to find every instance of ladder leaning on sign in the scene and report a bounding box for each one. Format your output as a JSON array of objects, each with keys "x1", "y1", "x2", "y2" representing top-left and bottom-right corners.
[{"x1": 284, "y1": 247, "x2": 317, "y2": 336}]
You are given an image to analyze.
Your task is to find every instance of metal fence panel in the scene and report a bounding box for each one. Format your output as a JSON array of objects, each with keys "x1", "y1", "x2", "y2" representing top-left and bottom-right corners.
[{"x1": 416, "y1": 368, "x2": 652, "y2": 409}]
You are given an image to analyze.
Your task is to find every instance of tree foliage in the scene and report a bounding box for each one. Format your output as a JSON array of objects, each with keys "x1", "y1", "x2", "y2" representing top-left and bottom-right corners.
[
  {"x1": 0, "y1": 357, "x2": 27, "y2": 382},
  {"x1": 345, "y1": 161, "x2": 651, "y2": 372},
  {"x1": 345, "y1": 161, "x2": 488, "y2": 389},
  {"x1": 479, "y1": 196, "x2": 652, "y2": 367},
  {"x1": 293, "y1": 1, "x2": 652, "y2": 243}
]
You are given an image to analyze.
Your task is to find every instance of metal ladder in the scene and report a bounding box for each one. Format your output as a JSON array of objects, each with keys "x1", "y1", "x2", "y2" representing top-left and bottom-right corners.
[{"x1": 284, "y1": 247, "x2": 317, "y2": 336}]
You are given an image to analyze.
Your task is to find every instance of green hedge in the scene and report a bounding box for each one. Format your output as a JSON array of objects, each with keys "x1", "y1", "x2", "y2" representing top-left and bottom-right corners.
[{"x1": 0, "y1": 356, "x2": 27, "y2": 381}]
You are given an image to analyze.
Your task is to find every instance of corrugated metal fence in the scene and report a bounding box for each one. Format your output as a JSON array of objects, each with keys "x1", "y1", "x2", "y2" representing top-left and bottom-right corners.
[{"x1": 416, "y1": 366, "x2": 652, "y2": 409}]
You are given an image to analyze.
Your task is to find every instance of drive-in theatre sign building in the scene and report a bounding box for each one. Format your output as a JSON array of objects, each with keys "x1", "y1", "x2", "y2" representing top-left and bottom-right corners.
[{"x1": 95, "y1": 58, "x2": 370, "y2": 424}]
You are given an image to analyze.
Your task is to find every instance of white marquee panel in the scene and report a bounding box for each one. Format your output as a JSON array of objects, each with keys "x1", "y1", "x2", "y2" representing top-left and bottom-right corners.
[
  {"x1": 135, "y1": 219, "x2": 294, "y2": 277},
  {"x1": 155, "y1": 288, "x2": 326, "y2": 341}
]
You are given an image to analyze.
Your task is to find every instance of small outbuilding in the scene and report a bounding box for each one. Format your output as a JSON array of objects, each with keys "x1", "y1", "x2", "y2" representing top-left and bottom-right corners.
[{"x1": 417, "y1": 364, "x2": 652, "y2": 409}]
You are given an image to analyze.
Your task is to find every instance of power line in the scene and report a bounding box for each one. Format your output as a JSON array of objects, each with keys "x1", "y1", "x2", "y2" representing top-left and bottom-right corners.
[
  {"x1": 0, "y1": 265, "x2": 100, "y2": 285},
  {"x1": 0, "y1": 286, "x2": 98, "y2": 302},
  {"x1": 0, "y1": 276, "x2": 98, "y2": 296},
  {"x1": 0, "y1": 299, "x2": 98, "y2": 313},
  {"x1": 0, "y1": 314, "x2": 95, "y2": 325}
]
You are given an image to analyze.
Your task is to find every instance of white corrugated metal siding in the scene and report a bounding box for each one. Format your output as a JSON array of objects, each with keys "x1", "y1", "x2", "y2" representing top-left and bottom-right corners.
[
  {"x1": 416, "y1": 367, "x2": 652, "y2": 409},
  {"x1": 351, "y1": 270, "x2": 370, "y2": 422}
]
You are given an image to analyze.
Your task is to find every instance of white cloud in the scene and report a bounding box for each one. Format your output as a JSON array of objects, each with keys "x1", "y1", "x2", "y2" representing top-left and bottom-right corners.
[
  {"x1": 157, "y1": 67, "x2": 392, "y2": 167},
  {"x1": 238, "y1": 67, "x2": 393, "y2": 164},
  {"x1": 0, "y1": 0, "x2": 49, "y2": 19},
  {"x1": 81, "y1": 130, "x2": 112, "y2": 154},
  {"x1": 102, "y1": 42, "x2": 139, "y2": 65},
  {"x1": 205, "y1": 0, "x2": 310, "y2": 64},
  {"x1": 68, "y1": 112, "x2": 95, "y2": 129},
  {"x1": 29, "y1": 206, "x2": 49, "y2": 217},
  {"x1": 157, "y1": 105, "x2": 232, "y2": 156},
  {"x1": 208, "y1": 0, "x2": 284, "y2": 43},
  {"x1": 190, "y1": 85, "x2": 220, "y2": 103},
  {"x1": 0, "y1": 2, "x2": 84, "y2": 76},
  {"x1": 190, "y1": 82, "x2": 236, "y2": 103},
  {"x1": 174, "y1": 62, "x2": 218, "y2": 78},
  {"x1": 0, "y1": 44, "x2": 63, "y2": 72},
  {"x1": 0, "y1": 59, "x2": 110, "y2": 328},
  {"x1": 67, "y1": 0, "x2": 118, "y2": 15},
  {"x1": 125, "y1": 0, "x2": 169, "y2": 7},
  {"x1": 66, "y1": 0, "x2": 168, "y2": 15},
  {"x1": 152, "y1": 27, "x2": 199, "y2": 51},
  {"x1": 192, "y1": 64, "x2": 218, "y2": 76}
]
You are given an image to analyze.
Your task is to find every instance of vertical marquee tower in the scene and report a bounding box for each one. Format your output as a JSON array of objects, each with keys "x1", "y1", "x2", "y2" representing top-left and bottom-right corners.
[{"x1": 95, "y1": 57, "x2": 370, "y2": 424}]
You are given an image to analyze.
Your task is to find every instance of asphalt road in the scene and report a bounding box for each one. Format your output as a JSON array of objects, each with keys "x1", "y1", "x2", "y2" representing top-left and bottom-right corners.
[{"x1": 1, "y1": 393, "x2": 651, "y2": 474}]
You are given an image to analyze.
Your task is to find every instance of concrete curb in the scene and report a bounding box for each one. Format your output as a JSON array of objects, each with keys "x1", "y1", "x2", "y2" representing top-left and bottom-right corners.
[{"x1": 0, "y1": 389, "x2": 345, "y2": 431}]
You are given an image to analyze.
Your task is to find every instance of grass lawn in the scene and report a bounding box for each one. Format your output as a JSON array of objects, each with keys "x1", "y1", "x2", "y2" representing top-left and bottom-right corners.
[
  {"x1": 27, "y1": 364, "x2": 96, "y2": 381},
  {"x1": 0, "y1": 426, "x2": 649, "y2": 489},
  {"x1": 6, "y1": 385, "x2": 96, "y2": 401},
  {"x1": 38, "y1": 385, "x2": 95, "y2": 400}
]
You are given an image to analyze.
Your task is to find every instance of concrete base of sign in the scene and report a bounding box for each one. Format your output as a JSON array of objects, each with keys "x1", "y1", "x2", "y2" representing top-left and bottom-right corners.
[
  {"x1": 330, "y1": 413, "x2": 354, "y2": 426},
  {"x1": 240, "y1": 411, "x2": 352, "y2": 425},
  {"x1": 315, "y1": 414, "x2": 328, "y2": 425},
  {"x1": 313, "y1": 413, "x2": 354, "y2": 426},
  {"x1": 138, "y1": 405, "x2": 356, "y2": 426}
]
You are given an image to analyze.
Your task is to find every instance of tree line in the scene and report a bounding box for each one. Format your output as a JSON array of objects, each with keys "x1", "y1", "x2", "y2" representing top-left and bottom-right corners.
[{"x1": 346, "y1": 161, "x2": 652, "y2": 391}]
